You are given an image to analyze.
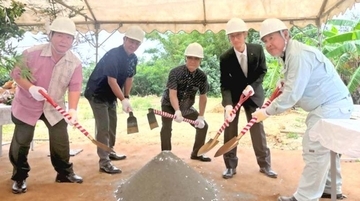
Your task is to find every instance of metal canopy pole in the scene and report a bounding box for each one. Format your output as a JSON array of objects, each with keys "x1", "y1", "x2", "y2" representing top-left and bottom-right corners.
[{"x1": 95, "y1": 23, "x2": 99, "y2": 64}]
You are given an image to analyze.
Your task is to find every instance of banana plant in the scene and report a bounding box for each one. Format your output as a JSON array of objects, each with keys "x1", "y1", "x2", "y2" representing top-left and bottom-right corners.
[
  {"x1": 263, "y1": 54, "x2": 283, "y2": 97},
  {"x1": 322, "y1": 19, "x2": 360, "y2": 94},
  {"x1": 348, "y1": 66, "x2": 360, "y2": 93},
  {"x1": 291, "y1": 19, "x2": 360, "y2": 94},
  {"x1": 263, "y1": 18, "x2": 360, "y2": 100}
]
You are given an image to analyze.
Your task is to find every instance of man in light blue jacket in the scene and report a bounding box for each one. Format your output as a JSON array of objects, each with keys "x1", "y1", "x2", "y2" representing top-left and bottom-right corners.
[{"x1": 252, "y1": 18, "x2": 353, "y2": 201}]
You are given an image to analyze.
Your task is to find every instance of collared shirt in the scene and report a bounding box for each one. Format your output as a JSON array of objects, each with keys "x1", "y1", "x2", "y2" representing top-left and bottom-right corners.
[
  {"x1": 266, "y1": 39, "x2": 351, "y2": 115},
  {"x1": 234, "y1": 45, "x2": 248, "y2": 76},
  {"x1": 161, "y1": 65, "x2": 209, "y2": 115},
  {"x1": 11, "y1": 43, "x2": 82, "y2": 126},
  {"x1": 84, "y1": 45, "x2": 137, "y2": 103}
]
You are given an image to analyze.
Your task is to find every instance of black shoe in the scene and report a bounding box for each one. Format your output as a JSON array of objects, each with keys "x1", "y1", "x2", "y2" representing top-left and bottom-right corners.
[
  {"x1": 55, "y1": 173, "x2": 83, "y2": 183},
  {"x1": 277, "y1": 196, "x2": 297, "y2": 201},
  {"x1": 190, "y1": 155, "x2": 211, "y2": 162},
  {"x1": 99, "y1": 163, "x2": 122, "y2": 174},
  {"x1": 260, "y1": 167, "x2": 278, "y2": 178},
  {"x1": 222, "y1": 168, "x2": 236, "y2": 179},
  {"x1": 321, "y1": 193, "x2": 347, "y2": 199},
  {"x1": 109, "y1": 153, "x2": 126, "y2": 160},
  {"x1": 12, "y1": 180, "x2": 27, "y2": 194}
]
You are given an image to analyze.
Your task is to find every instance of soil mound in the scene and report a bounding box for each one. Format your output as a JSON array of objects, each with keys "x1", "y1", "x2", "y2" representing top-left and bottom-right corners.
[{"x1": 115, "y1": 151, "x2": 218, "y2": 201}]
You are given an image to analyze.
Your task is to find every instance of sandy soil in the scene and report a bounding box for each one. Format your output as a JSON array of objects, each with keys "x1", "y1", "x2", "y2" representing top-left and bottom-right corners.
[{"x1": 0, "y1": 106, "x2": 359, "y2": 201}]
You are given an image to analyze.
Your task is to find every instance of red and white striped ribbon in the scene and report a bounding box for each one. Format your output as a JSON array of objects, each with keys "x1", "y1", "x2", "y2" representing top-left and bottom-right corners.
[
  {"x1": 152, "y1": 109, "x2": 197, "y2": 125},
  {"x1": 239, "y1": 100, "x2": 272, "y2": 135},
  {"x1": 238, "y1": 89, "x2": 282, "y2": 137},
  {"x1": 219, "y1": 93, "x2": 251, "y2": 133},
  {"x1": 39, "y1": 90, "x2": 90, "y2": 137}
]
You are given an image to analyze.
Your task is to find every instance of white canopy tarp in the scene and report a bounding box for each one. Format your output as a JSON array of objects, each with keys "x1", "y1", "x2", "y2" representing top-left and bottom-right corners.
[{"x1": 6, "y1": 0, "x2": 360, "y2": 34}]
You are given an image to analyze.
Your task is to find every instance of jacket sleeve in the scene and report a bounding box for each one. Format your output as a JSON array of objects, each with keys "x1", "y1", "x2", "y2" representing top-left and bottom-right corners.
[{"x1": 220, "y1": 54, "x2": 233, "y2": 107}]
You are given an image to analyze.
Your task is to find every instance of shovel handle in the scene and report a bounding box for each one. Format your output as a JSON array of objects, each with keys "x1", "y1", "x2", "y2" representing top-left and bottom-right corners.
[
  {"x1": 216, "y1": 92, "x2": 251, "y2": 135},
  {"x1": 38, "y1": 89, "x2": 90, "y2": 137},
  {"x1": 38, "y1": 90, "x2": 114, "y2": 153},
  {"x1": 151, "y1": 109, "x2": 197, "y2": 125},
  {"x1": 214, "y1": 87, "x2": 283, "y2": 157},
  {"x1": 238, "y1": 88, "x2": 282, "y2": 137}
]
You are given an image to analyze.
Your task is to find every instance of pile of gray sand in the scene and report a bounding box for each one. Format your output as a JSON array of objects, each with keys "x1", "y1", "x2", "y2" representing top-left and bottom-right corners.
[{"x1": 115, "y1": 151, "x2": 218, "y2": 201}]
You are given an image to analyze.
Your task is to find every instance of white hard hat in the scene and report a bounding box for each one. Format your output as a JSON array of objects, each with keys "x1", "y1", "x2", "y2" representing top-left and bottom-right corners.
[
  {"x1": 184, "y1": 42, "x2": 204, "y2": 58},
  {"x1": 49, "y1": 16, "x2": 76, "y2": 37},
  {"x1": 260, "y1": 18, "x2": 288, "y2": 39},
  {"x1": 125, "y1": 26, "x2": 145, "y2": 43},
  {"x1": 226, "y1": 18, "x2": 248, "y2": 35}
]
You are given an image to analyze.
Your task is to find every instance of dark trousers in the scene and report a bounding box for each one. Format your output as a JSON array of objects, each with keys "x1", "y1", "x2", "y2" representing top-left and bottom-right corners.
[
  {"x1": 160, "y1": 105, "x2": 208, "y2": 157},
  {"x1": 87, "y1": 97, "x2": 117, "y2": 166},
  {"x1": 9, "y1": 113, "x2": 73, "y2": 181},
  {"x1": 223, "y1": 103, "x2": 271, "y2": 169}
]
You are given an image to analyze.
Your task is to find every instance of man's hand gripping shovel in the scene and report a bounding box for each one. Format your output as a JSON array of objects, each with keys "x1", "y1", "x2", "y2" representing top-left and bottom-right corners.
[
  {"x1": 214, "y1": 87, "x2": 282, "y2": 157},
  {"x1": 196, "y1": 92, "x2": 252, "y2": 156},
  {"x1": 147, "y1": 108, "x2": 198, "y2": 130},
  {"x1": 39, "y1": 90, "x2": 115, "y2": 153}
]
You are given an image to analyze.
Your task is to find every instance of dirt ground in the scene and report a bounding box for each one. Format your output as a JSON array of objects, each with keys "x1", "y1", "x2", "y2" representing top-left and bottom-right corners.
[{"x1": 0, "y1": 106, "x2": 360, "y2": 201}]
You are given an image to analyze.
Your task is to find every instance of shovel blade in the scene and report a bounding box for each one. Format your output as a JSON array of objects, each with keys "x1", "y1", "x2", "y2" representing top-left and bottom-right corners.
[
  {"x1": 214, "y1": 136, "x2": 239, "y2": 157},
  {"x1": 206, "y1": 140, "x2": 219, "y2": 151},
  {"x1": 87, "y1": 135, "x2": 115, "y2": 153},
  {"x1": 203, "y1": 133, "x2": 222, "y2": 152},
  {"x1": 197, "y1": 140, "x2": 212, "y2": 156},
  {"x1": 197, "y1": 138, "x2": 219, "y2": 156},
  {"x1": 147, "y1": 108, "x2": 159, "y2": 130},
  {"x1": 127, "y1": 112, "x2": 139, "y2": 134}
]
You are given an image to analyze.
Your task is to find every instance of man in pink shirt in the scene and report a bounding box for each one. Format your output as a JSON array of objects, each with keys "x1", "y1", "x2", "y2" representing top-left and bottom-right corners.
[{"x1": 9, "y1": 16, "x2": 83, "y2": 194}]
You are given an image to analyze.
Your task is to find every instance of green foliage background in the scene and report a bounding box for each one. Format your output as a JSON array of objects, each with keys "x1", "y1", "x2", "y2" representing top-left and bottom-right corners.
[
  {"x1": 1, "y1": 0, "x2": 360, "y2": 103},
  {"x1": 130, "y1": 30, "x2": 231, "y2": 97},
  {"x1": 0, "y1": 0, "x2": 25, "y2": 85}
]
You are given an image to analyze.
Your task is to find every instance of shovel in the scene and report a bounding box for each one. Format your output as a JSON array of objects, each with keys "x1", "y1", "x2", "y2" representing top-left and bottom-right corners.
[
  {"x1": 127, "y1": 111, "x2": 139, "y2": 134},
  {"x1": 147, "y1": 108, "x2": 159, "y2": 129},
  {"x1": 147, "y1": 108, "x2": 197, "y2": 128},
  {"x1": 197, "y1": 92, "x2": 252, "y2": 156},
  {"x1": 214, "y1": 87, "x2": 283, "y2": 157},
  {"x1": 38, "y1": 90, "x2": 114, "y2": 153}
]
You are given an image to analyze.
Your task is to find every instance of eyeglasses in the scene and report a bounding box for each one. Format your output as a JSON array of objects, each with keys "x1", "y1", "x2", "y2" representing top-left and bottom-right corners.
[{"x1": 228, "y1": 32, "x2": 245, "y2": 40}]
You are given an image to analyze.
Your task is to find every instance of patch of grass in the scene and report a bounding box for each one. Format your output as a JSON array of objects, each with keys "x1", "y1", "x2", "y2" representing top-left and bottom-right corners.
[
  {"x1": 2, "y1": 124, "x2": 15, "y2": 141},
  {"x1": 1, "y1": 96, "x2": 162, "y2": 143},
  {"x1": 295, "y1": 117, "x2": 305, "y2": 123},
  {"x1": 131, "y1": 96, "x2": 156, "y2": 110},
  {"x1": 77, "y1": 98, "x2": 93, "y2": 120},
  {"x1": 286, "y1": 132, "x2": 299, "y2": 139}
]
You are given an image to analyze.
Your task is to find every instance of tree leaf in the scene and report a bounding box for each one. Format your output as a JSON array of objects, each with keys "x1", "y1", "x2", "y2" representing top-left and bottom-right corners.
[{"x1": 347, "y1": 66, "x2": 360, "y2": 93}]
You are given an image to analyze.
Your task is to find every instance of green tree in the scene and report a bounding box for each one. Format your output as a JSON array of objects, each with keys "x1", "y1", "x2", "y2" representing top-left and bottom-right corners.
[
  {"x1": 132, "y1": 30, "x2": 230, "y2": 97},
  {"x1": 262, "y1": 19, "x2": 360, "y2": 102},
  {"x1": 82, "y1": 62, "x2": 96, "y2": 94},
  {"x1": 322, "y1": 19, "x2": 360, "y2": 95},
  {"x1": 0, "y1": 0, "x2": 26, "y2": 84},
  {"x1": 247, "y1": 28, "x2": 262, "y2": 45},
  {"x1": 290, "y1": 19, "x2": 360, "y2": 91}
]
